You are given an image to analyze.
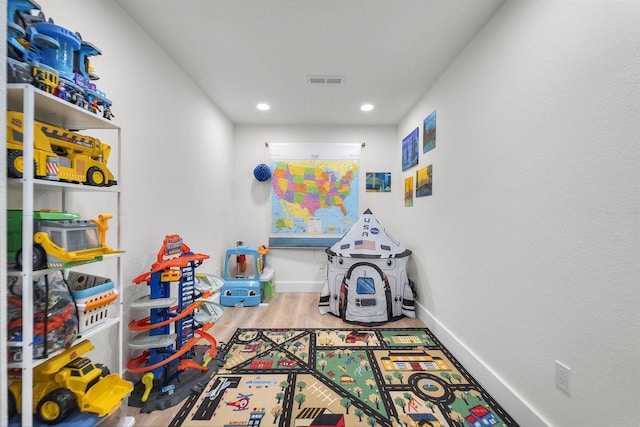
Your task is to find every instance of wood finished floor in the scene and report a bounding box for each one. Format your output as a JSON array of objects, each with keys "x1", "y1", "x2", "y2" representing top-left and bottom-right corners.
[{"x1": 126, "y1": 292, "x2": 425, "y2": 426}]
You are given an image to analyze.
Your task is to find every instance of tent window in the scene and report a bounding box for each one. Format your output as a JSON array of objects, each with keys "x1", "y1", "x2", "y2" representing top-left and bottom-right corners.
[{"x1": 356, "y1": 277, "x2": 375, "y2": 294}]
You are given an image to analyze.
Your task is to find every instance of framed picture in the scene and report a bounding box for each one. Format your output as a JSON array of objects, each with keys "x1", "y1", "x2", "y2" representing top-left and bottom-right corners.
[
  {"x1": 404, "y1": 176, "x2": 414, "y2": 207},
  {"x1": 423, "y1": 110, "x2": 436, "y2": 154},
  {"x1": 366, "y1": 172, "x2": 391, "y2": 192},
  {"x1": 402, "y1": 127, "x2": 419, "y2": 171},
  {"x1": 416, "y1": 164, "x2": 432, "y2": 197}
]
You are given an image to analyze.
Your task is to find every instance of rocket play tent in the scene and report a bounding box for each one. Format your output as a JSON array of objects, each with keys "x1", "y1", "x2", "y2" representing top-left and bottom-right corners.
[{"x1": 318, "y1": 209, "x2": 416, "y2": 325}]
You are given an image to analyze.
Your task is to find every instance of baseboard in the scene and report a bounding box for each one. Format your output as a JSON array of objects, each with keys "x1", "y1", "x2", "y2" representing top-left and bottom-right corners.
[{"x1": 414, "y1": 301, "x2": 551, "y2": 427}]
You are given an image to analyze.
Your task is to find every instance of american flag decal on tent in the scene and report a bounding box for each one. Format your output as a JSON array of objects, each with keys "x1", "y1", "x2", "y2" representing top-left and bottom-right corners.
[{"x1": 354, "y1": 240, "x2": 375, "y2": 250}]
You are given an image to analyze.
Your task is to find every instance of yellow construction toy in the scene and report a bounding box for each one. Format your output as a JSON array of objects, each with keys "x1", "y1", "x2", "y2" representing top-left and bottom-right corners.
[
  {"x1": 6, "y1": 111, "x2": 117, "y2": 186},
  {"x1": 8, "y1": 340, "x2": 133, "y2": 424}
]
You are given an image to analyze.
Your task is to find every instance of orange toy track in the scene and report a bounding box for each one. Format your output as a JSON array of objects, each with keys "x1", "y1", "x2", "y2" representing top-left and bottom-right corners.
[
  {"x1": 128, "y1": 292, "x2": 211, "y2": 332},
  {"x1": 132, "y1": 253, "x2": 210, "y2": 285},
  {"x1": 127, "y1": 324, "x2": 218, "y2": 374}
]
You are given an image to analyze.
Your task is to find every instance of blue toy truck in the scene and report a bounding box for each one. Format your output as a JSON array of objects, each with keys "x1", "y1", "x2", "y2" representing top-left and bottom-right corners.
[{"x1": 220, "y1": 244, "x2": 261, "y2": 307}]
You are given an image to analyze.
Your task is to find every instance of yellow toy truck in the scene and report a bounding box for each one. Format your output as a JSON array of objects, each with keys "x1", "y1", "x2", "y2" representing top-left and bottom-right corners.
[
  {"x1": 8, "y1": 340, "x2": 133, "y2": 424},
  {"x1": 6, "y1": 111, "x2": 116, "y2": 186}
]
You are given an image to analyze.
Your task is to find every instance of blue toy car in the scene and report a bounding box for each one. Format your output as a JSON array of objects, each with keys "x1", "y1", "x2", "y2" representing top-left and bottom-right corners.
[{"x1": 220, "y1": 245, "x2": 261, "y2": 307}]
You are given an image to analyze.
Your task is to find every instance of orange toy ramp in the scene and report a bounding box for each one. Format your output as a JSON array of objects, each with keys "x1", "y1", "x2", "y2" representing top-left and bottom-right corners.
[
  {"x1": 127, "y1": 325, "x2": 217, "y2": 374},
  {"x1": 133, "y1": 253, "x2": 209, "y2": 284}
]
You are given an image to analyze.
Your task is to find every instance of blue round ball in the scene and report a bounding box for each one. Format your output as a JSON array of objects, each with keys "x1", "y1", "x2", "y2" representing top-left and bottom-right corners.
[{"x1": 253, "y1": 163, "x2": 271, "y2": 182}]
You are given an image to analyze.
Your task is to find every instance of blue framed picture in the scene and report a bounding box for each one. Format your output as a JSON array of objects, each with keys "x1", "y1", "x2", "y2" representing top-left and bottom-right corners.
[
  {"x1": 402, "y1": 127, "x2": 419, "y2": 171},
  {"x1": 366, "y1": 172, "x2": 391, "y2": 192},
  {"x1": 423, "y1": 110, "x2": 436, "y2": 154}
]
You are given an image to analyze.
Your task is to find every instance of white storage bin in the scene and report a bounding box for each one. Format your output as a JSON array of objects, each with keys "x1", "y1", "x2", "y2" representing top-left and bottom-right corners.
[{"x1": 67, "y1": 272, "x2": 118, "y2": 334}]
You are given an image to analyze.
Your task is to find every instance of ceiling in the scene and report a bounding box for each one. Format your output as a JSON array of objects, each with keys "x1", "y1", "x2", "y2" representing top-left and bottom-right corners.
[{"x1": 116, "y1": 0, "x2": 504, "y2": 126}]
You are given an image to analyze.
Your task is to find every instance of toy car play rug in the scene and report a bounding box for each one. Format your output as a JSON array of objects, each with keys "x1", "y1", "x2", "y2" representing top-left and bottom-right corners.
[{"x1": 169, "y1": 328, "x2": 519, "y2": 427}]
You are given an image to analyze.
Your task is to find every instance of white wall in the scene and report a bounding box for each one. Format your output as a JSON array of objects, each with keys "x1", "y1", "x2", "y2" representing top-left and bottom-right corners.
[
  {"x1": 35, "y1": 0, "x2": 236, "y2": 367},
  {"x1": 397, "y1": 1, "x2": 639, "y2": 426},
  {"x1": 233, "y1": 124, "x2": 397, "y2": 290}
]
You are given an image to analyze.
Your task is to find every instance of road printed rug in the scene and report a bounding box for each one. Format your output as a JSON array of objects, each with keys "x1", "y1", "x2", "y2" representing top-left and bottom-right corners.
[{"x1": 169, "y1": 328, "x2": 519, "y2": 427}]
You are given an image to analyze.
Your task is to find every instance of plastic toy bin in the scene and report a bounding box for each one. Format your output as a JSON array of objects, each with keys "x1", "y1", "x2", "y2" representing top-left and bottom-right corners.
[
  {"x1": 67, "y1": 272, "x2": 118, "y2": 334},
  {"x1": 7, "y1": 270, "x2": 79, "y2": 361}
]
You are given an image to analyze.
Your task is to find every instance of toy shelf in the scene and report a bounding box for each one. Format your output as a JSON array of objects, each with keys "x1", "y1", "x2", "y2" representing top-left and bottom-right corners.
[
  {"x1": 7, "y1": 177, "x2": 120, "y2": 193},
  {"x1": 7, "y1": 83, "x2": 119, "y2": 130},
  {"x1": 6, "y1": 319, "x2": 121, "y2": 370},
  {"x1": 3, "y1": 84, "x2": 130, "y2": 427}
]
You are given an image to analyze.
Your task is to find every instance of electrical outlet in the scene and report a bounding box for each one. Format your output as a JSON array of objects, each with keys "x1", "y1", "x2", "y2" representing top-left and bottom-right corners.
[{"x1": 555, "y1": 360, "x2": 571, "y2": 395}]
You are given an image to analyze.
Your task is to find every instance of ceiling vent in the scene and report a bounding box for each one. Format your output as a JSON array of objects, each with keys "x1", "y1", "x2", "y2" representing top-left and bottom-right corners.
[{"x1": 307, "y1": 75, "x2": 345, "y2": 85}]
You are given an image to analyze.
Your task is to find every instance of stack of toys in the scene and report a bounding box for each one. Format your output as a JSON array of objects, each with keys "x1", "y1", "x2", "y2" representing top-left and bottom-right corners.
[{"x1": 7, "y1": 0, "x2": 115, "y2": 119}]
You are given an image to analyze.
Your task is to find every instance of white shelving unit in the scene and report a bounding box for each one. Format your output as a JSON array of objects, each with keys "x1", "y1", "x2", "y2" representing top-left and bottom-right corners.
[{"x1": 4, "y1": 83, "x2": 132, "y2": 426}]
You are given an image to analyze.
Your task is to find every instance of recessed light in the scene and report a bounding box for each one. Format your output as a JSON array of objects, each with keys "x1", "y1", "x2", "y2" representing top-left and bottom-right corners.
[
  {"x1": 360, "y1": 103, "x2": 374, "y2": 112},
  {"x1": 256, "y1": 103, "x2": 270, "y2": 111}
]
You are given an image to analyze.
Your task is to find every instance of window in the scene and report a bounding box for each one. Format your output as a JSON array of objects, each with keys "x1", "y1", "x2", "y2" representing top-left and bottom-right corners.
[{"x1": 356, "y1": 277, "x2": 375, "y2": 294}]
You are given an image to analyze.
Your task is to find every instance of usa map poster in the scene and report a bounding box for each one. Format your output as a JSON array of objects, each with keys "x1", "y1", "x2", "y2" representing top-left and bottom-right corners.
[{"x1": 269, "y1": 143, "x2": 360, "y2": 247}]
